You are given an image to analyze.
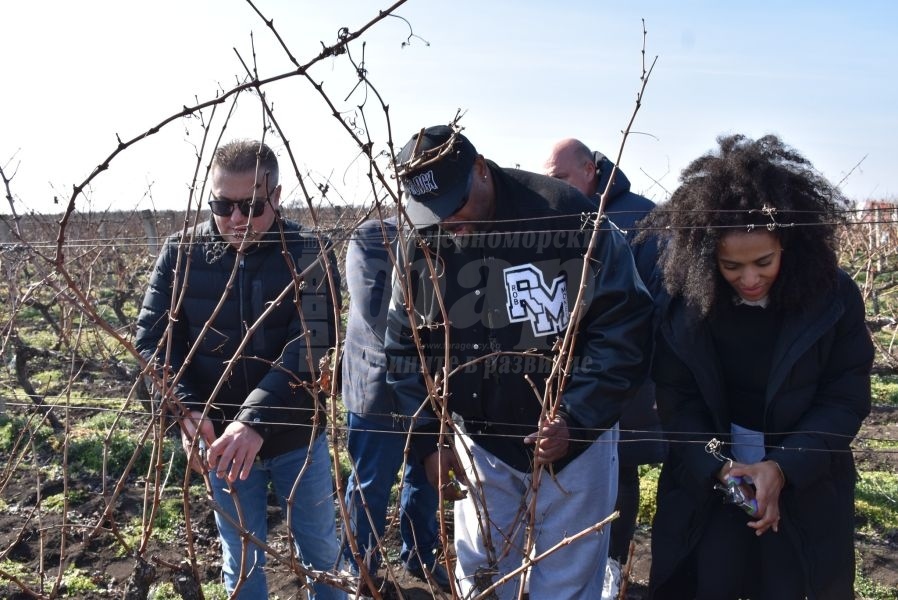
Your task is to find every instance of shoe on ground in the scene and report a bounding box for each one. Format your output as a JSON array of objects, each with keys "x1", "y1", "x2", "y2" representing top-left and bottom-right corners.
[
  {"x1": 601, "y1": 557, "x2": 622, "y2": 600},
  {"x1": 354, "y1": 573, "x2": 387, "y2": 599},
  {"x1": 404, "y1": 560, "x2": 451, "y2": 590},
  {"x1": 343, "y1": 565, "x2": 383, "y2": 599}
]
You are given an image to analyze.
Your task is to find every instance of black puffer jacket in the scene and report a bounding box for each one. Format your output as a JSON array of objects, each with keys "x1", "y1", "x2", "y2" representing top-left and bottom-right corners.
[
  {"x1": 386, "y1": 164, "x2": 654, "y2": 471},
  {"x1": 649, "y1": 270, "x2": 872, "y2": 599},
  {"x1": 135, "y1": 217, "x2": 340, "y2": 459}
]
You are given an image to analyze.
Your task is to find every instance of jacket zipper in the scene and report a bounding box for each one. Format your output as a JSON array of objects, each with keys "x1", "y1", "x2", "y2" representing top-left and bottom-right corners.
[{"x1": 239, "y1": 257, "x2": 250, "y2": 390}]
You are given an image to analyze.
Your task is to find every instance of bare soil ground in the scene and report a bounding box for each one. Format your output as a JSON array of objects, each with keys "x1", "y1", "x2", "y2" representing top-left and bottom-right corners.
[{"x1": 1, "y1": 406, "x2": 895, "y2": 599}]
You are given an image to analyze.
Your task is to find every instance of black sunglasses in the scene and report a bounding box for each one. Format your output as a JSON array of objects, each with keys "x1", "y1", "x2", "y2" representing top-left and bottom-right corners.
[{"x1": 208, "y1": 194, "x2": 269, "y2": 218}]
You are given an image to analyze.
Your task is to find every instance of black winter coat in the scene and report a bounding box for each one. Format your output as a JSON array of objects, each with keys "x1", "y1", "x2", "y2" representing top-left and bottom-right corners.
[
  {"x1": 385, "y1": 164, "x2": 654, "y2": 472},
  {"x1": 648, "y1": 270, "x2": 872, "y2": 599},
  {"x1": 135, "y1": 217, "x2": 340, "y2": 459}
]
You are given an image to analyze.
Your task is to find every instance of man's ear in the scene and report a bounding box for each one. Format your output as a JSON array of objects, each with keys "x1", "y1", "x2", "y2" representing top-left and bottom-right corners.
[
  {"x1": 585, "y1": 159, "x2": 599, "y2": 183},
  {"x1": 270, "y1": 184, "x2": 283, "y2": 208},
  {"x1": 473, "y1": 155, "x2": 487, "y2": 180}
]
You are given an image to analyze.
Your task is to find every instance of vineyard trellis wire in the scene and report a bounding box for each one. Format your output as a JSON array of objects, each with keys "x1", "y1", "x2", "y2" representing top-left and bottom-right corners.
[{"x1": 1, "y1": 2, "x2": 897, "y2": 599}]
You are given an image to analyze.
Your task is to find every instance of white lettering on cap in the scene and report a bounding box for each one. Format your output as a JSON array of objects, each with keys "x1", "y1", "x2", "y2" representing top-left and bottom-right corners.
[{"x1": 405, "y1": 170, "x2": 439, "y2": 196}]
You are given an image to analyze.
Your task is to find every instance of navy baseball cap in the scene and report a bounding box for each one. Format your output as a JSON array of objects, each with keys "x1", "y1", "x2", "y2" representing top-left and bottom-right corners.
[{"x1": 395, "y1": 125, "x2": 478, "y2": 228}]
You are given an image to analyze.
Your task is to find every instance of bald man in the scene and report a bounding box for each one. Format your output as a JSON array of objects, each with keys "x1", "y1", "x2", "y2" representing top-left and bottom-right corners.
[{"x1": 546, "y1": 138, "x2": 667, "y2": 599}]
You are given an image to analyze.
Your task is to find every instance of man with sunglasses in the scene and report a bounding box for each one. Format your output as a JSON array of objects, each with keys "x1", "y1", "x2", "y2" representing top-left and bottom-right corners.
[
  {"x1": 385, "y1": 125, "x2": 654, "y2": 599},
  {"x1": 136, "y1": 139, "x2": 345, "y2": 599}
]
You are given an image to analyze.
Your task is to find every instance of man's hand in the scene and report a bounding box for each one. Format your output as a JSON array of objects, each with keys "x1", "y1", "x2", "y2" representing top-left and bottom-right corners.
[
  {"x1": 206, "y1": 421, "x2": 264, "y2": 483},
  {"x1": 524, "y1": 416, "x2": 570, "y2": 464},
  {"x1": 727, "y1": 460, "x2": 786, "y2": 536},
  {"x1": 423, "y1": 446, "x2": 467, "y2": 501},
  {"x1": 180, "y1": 410, "x2": 216, "y2": 474}
]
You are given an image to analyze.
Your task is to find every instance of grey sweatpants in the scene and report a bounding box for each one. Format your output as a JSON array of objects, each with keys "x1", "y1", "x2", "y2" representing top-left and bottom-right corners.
[{"x1": 453, "y1": 426, "x2": 618, "y2": 599}]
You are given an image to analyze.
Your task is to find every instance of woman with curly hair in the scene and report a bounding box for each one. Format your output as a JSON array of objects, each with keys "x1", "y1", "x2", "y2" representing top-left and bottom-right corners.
[{"x1": 642, "y1": 134, "x2": 873, "y2": 599}]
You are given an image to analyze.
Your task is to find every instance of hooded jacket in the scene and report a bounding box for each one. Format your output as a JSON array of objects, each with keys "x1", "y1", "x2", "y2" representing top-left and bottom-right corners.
[
  {"x1": 592, "y1": 150, "x2": 661, "y2": 294},
  {"x1": 385, "y1": 163, "x2": 654, "y2": 472},
  {"x1": 135, "y1": 217, "x2": 340, "y2": 459},
  {"x1": 648, "y1": 270, "x2": 872, "y2": 599}
]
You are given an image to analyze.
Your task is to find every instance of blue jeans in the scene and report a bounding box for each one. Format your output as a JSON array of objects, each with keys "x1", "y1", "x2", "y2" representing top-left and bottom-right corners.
[
  {"x1": 209, "y1": 434, "x2": 345, "y2": 600},
  {"x1": 343, "y1": 412, "x2": 439, "y2": 571}
]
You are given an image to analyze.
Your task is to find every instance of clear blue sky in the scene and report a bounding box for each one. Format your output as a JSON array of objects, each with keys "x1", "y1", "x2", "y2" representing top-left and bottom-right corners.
[{"x1": 1, "y1": 1, "x2": 895, "y2": 216}]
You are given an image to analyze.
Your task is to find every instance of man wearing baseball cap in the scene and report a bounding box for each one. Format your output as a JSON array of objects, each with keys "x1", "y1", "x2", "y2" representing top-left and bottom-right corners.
[{"x1": 384, "y1": 124, "x2": 654, "y2": 599}]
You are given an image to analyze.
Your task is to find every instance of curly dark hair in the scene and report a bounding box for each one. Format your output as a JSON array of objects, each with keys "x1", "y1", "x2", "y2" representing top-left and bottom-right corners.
[{"x1": 638, "y1": 134, "x2": 848, "y2": 316}]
